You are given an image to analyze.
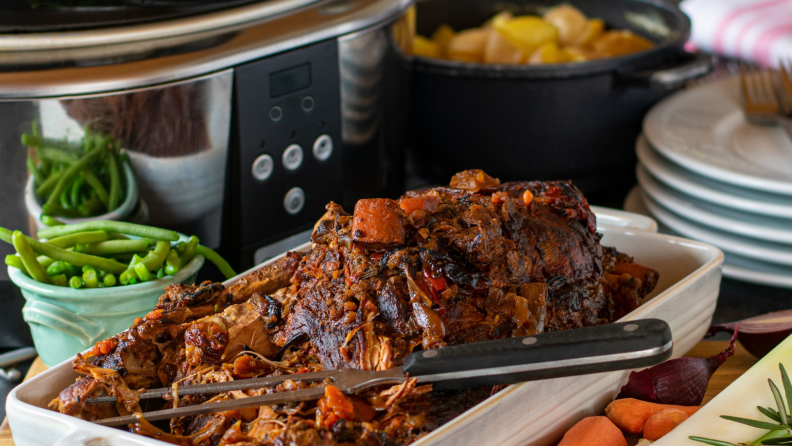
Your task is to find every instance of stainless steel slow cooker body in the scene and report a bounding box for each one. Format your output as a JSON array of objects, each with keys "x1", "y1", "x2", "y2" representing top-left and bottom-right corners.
[{"x1": 0, "y1": 0, "x2": 413, "y2": 345}]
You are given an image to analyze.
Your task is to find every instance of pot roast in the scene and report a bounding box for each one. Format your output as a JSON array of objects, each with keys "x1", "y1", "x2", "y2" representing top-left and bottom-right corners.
[{"x1": 51, "y1": 170, "x2": 658, "y2": 446}]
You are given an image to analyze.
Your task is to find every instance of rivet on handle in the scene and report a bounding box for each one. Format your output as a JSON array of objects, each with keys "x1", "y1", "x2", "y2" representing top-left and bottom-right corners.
[
  {"x1": 623, "y1": 324, "x2": 640, "y2": 332},
  {"x1": 423, "y1": 350, "x2": 438, "y2": 358},
  {"x1": 522, "y1": 337, "x2": 537, "y2": 345}
]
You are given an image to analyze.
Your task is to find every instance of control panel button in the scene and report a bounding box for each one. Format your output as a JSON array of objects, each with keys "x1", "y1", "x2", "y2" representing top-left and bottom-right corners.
[
  {"x1": 301, "y1": 96, "x2": 315, "y2": 112},
  {"x1": 282, "y1": 144, "x2": 304, "y2": 171},
  {"x1": 312, "y1": 134, "x2": 333, "y2": 161},
  {"x1": 269, "y1": 106, "x2": 283, "y2": 122},
  {"x1": 251, "y1": 154, "x2": 274, "y2": 181},
  {"x1": 283, "y1": 187, "x2": 305, "y2": 215}
]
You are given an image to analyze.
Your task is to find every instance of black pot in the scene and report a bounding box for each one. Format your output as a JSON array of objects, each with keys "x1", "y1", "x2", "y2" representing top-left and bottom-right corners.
[{"x1": 408, "y1": 0, "x2": 712, "y2": 199}]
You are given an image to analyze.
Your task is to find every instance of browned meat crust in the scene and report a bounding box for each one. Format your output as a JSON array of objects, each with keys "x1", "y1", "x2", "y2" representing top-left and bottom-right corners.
[{"x1": 51, "y1": 170, "x2": 657, "y2": 446}]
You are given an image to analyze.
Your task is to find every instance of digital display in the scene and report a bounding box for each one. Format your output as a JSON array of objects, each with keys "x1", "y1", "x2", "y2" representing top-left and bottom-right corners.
[{"x1": 270, "y1": 63, "x2": 311, "y2": 98}]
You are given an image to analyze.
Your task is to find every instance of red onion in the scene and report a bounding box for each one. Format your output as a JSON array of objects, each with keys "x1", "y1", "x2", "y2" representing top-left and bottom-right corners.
[{"x1": 616, "y1": 326, "x2": 738, "y2": 406}]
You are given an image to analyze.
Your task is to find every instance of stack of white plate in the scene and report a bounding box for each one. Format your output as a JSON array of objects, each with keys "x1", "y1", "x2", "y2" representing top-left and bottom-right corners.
[{"x1": 625, "y1": 77, "x2": 792, "y2": 289}]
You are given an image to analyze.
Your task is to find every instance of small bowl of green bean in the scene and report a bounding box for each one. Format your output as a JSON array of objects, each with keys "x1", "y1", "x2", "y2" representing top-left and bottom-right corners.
[
  {"x1": 22, "y1": 130, "x2": 139, "y2": 232},
  {"x1": 2, "y1": 221, "x2": 236, "y2": 366}
]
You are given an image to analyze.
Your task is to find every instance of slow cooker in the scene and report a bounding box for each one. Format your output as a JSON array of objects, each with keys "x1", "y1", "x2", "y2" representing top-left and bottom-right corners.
[
  {"x1": 0, "y1": 0, "x2": 413, "y2": 279},
  {"x1": 0, "y1": 0, "x2": 412, "y2": 348}
]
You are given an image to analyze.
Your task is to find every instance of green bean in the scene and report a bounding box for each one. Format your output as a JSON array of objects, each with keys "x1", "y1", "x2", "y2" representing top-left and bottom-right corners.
[
  {"x1": 13, "y1": 231, "x2": 51, "y2": 284},
  {"x1": 42, "y1": 203, "x2": 81, "y2": 218},
  {"x1": 173, "y1": 241, "x2": 186, "y2": 254},
  {"x1": 166, "y1": 249, "x2": 180, "y2": 269},
  {"x1": 26, "y1": 158, "x2": 45, "y2": 186},
  {"x1": 74, "y1": 243, "x2": 87, "y2": 253},
  {"x1": 46, "y1": 230, "x2": 109, "y2": 249},
  {"x1": 44, "y1": 143, "x2": 107, "y2": 207},
  {"x1": 0, "y1": 227, "x2": 127, "y2": 274},
  {"x1": 38, "y1": 221, "x2": 178, "y2": 242},
  {"x1": 120, "y1": 268, "x2": 138, "y2": 284},
  {"x1": 38, "y1": 147, "x2": 78, "y2": 165},
  {"x1": 46, "y1": 261, "x2": 68, "y2": 276},
  {"x1": 107, "y1": 151, "x2": 120, "y2": 212},
  {"x1": 81, "y1": 169, "x2": 108, "y2": 207},
  {"x1": 5, "y1": 255, "x2": 29, "y2": 276},
  {"x1": 141, "y1": 241, "x2": 169, "y2": 271},
  {"x1": 107, "y1": 232, "x2": 130, "y2": 240},
  {"x1": 78, "y1": 198, "x2": 103, "y2": 217},
  {"x1": 21, "y1": 134, "x2": 83, "y2": 152},
  {"x1": 195, "y1": 245, "x2": 236, "y2": 279},
  {"x1": 41, "y1": 215, "x2": 64, "y2": 227},
  {"x1": 82, "y1": 269, "x2": 99, "y2": 288},
  {"x1": 84, "y1": 239, "x2": 149, "y2": 255},
  {"x1": 59, "y1": 186, "x2": 71, "y2": 210},
  {"x1": 38, "y1": 256, "x2": 55, "y2": 269},
  {"x1": 156, "y1": 268, "x2": 165, "y2": 279},
  {"x1": 36, "y1": 169, "x2": 64, "y2": 196},
  {"x1": 134, "y1": 263, "x2": 153, "y2": 282},
  {"x1": 179, "y1": 236, "x2": 199, "y2": 265},
  {"x1": 70, "y1": 175, "x2": 85, "y2": 208},
  {"x1": 51, "y1": 274, "x2": 68, "y2": 287},
  {"x1": 69, "y1": 276, "x2": 82, "y2": 289},
  {"x1": 103, "y1": 273, "x2": 116, "y2": 287}
]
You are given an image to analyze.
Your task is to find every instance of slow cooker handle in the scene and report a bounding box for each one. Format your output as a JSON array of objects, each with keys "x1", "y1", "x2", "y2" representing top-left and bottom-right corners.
[{"x1": 617, "y1": 52, "x2": 714, "y2": 89}]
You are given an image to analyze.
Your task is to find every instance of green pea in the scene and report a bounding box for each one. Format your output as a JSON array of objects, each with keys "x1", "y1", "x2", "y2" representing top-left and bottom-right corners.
[
  {"x1": 69, "y1": 276, "x2": 83, "y2": 289},
  {"x1": 103, "y1": 273, "x2": 116, "y2": 287}
]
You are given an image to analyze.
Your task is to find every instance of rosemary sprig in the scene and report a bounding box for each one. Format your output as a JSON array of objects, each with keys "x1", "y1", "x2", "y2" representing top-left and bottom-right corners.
[{"x1": 690, "y1": 364, "x2": 792, "y2": 446}]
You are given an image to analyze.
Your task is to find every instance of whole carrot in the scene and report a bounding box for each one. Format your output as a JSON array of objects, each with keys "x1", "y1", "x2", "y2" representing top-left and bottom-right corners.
[
  {"x1": 557, "y1": 416, "x2": 627, "y2": 446},
  {"x1": 605, "y1": 398, "x2": 700, "y2": 434},
  {"x1": 643, "y1": 408, "x2": 689, "y2": 441}
]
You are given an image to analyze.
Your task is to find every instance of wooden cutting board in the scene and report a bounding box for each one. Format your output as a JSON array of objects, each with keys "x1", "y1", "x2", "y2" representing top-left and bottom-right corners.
[{"x1": 0, "y1": 341, "x2": 758, "y2": 446}]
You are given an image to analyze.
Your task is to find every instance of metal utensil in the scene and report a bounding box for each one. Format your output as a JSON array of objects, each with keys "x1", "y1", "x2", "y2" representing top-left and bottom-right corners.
[
  {"x1": 739, "y1": 65, "x2": 792, "y2": 141},
  {"x1": 92, "y1": 319, "x2": 672, "y2": 427}
]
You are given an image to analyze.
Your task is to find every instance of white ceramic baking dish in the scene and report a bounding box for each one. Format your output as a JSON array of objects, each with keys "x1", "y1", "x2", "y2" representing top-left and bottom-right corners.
[{"x1": 6, "y1": 220, "x2": 720, "y2": 446}]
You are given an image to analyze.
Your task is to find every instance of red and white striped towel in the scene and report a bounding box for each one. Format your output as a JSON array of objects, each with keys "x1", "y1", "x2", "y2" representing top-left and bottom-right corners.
[{"x1": 681, "y1": 0, "x2": 792, "y2": 67}]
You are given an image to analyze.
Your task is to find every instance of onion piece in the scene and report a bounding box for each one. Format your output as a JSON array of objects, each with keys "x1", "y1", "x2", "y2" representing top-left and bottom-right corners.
[{"x1": 616, "y1": 326, "x2": 738, "y2": 406}]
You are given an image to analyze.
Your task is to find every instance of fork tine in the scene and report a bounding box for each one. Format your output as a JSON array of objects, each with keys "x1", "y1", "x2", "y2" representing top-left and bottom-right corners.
[
  {"x1": 779, "y1": 59, "x2": 792, "y2": 113},
  {"x1": 739, "y1": 64, "x2": 752, "y2": 104}
]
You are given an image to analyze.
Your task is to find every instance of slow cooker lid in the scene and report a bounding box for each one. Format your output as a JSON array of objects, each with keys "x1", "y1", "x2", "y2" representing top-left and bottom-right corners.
[{"x1": 1, "y1": 0, "x2": 273, "y2": 33}]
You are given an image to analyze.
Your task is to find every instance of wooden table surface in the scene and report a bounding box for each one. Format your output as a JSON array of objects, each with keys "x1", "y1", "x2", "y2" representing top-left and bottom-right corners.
[{"x1": 0, "y1": 341, "x2": 758, "y2": 446}]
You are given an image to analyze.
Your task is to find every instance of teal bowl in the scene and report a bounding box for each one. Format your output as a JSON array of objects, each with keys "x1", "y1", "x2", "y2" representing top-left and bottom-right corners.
[{"x1": 8, "y1": 253, "x2": 204, "y2": 366}]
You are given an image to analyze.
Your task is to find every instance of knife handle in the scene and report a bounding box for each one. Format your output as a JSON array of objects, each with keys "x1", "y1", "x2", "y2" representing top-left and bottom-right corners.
[{"x1": 402, "y1": 319, "x2": 672, "y2": 390}]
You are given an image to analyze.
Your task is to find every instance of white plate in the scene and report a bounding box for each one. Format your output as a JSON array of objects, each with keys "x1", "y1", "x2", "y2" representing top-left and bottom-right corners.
[
  {"x1": 636, "y1": 135, "x2": 792, "y2": 219},
  {"x1": 643, "y1": 77, "x2": 792, "y2": 195},
  {"x1": 7, "y1": 228, "x2": 723, "y2": 446},
  {"x1": 637, "y1": 165, "x2": 792, "y2": 244},
  {"x1": 641, "y1": 191, "x2": 792, "y2": 266},
  {"x1": 625, "y1": 185, "x2": 792, "y2": 288}
]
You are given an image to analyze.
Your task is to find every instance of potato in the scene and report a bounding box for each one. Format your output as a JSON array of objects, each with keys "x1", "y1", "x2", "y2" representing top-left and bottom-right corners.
[
  {"x1": 575, "y1": 18, "x2": 605, "y2": 46},
  {"x1": 494, "y1": 15, "x2": 559, "y2": 54},
  {"x1": 431, "y1": 24, "x2": 456, "y2": 58},
  {"x1": 528, "y1": 41, "x2": 572, "y2": 64},
  {"x1": 544, "y1": 5, "x2": 589, "y2": 46},
  {"x1": 413, "y1": 35, "x2": 440, "y2": 58},
  {"x1": 447, "y1": 28, "x2": 490, "y2": 62},
  {"x1": 592, "y1": 30, "x2": 653, "y2": 57},
  {"x1": 484, "y1": 29, "x2": 523, "y2": 64}
]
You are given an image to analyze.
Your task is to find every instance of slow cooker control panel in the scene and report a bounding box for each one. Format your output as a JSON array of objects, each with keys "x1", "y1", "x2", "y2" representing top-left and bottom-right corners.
[{"x1": 225, "y1": 39, "x2": 343, "y2": 267}]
